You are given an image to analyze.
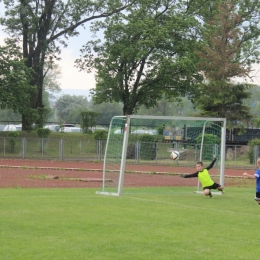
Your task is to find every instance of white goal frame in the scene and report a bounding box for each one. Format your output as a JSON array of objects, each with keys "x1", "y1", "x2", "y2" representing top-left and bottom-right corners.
[{"x1": 96, "y1": 115, "x2": 226, "y2": 196}]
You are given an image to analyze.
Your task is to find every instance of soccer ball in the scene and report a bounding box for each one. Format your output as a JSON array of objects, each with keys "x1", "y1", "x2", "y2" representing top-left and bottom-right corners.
[{"x1": 170, "y1": 151, "x2": 180, "y2": 160}]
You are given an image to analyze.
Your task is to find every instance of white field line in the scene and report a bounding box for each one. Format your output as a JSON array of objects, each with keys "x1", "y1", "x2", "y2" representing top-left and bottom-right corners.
[{"x1": 125, "y1": 195, "x2": 260, "y2": 218}]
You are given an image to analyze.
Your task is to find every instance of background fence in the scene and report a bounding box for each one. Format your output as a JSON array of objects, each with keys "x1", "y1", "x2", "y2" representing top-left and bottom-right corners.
[{"x1": 0, "y1": 137, "x2": 255, "y2": 169}]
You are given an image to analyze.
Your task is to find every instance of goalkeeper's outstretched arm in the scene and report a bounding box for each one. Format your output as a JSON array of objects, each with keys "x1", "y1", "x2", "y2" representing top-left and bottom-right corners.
[
  {"x1": 206, "y1": 158, "x2": 217, "y2": 170},
  {"x1": 180, "y1": 172, "x2": 198, "y2": 178}
]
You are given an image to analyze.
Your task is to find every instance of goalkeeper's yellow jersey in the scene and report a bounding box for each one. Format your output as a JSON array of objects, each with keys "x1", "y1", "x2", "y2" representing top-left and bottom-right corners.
[
  {"x1": 183, "y1": 158, "x2": 217, "y2": 187},
  {"x1": 198, "y1": 169, "x2": 214, "y2": 188}
]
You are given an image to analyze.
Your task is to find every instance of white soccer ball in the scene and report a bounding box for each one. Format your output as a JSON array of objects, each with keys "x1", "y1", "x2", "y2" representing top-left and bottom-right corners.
[{"x1": 170, "y1": 151, "x2": 180, "y2": 160}]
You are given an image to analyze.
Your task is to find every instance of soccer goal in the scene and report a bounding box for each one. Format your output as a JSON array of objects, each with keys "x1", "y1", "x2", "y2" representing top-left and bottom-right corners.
[{"x1": 96, "y1": 115, "x2": 226, "y2": 196}]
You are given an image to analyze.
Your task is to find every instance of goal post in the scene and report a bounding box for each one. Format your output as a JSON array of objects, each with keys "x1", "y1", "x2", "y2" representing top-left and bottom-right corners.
[
  {"x1": 97, "y1": 116, "x2": 129, "y2": 196},
  {"x1": 96, "y1": 115, "x2": 226, "y2": 196}
]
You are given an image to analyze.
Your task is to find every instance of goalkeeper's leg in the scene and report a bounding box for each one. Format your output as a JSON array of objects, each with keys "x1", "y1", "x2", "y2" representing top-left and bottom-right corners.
[
  {"x1": 207, "y1": 183, "x2": 224, "y2": 193},
  {"x1": 203, "y1": 188, "x2": 212, "y2": 198},
  {"x1": 216, "y1": 184, "x2": 224, "y2": 193}
]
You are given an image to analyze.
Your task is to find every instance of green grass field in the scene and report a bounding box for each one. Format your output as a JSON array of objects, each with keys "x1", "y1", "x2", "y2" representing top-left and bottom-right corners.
[{"x1": 1, "y1": 186, "x2": 260, "y2": 260}]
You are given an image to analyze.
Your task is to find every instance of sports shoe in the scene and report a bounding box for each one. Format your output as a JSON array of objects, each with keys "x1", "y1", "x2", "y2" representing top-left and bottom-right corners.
[
  {"x1": 219, "y1": 189, "x2": 224, "y2": 194},
  {"x1": 209, "y1": 194, "x2": 212, "y2": 198}
]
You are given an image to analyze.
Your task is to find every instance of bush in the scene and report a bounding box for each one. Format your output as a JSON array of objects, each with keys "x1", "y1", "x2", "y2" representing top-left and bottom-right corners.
[
  {"x1": 157, "y1": 125, "x2": 164, "y2": 135},
  {"x1": 93, "y1": 130, "x2": 108, "y2": 140},
  {"x1": 81, "y1": 111, "x2": 100, "y2": 133},
  {"x1": 196, "y1": 133, "x2": 220, "y2": 145},
  {"x1": 35, "y1": 128, "x2": 51, "y2": 154},
  {"x1": 36, "y1": 128, "x2": 51, "y2": 138},
  {"x1": 8, "y1": 131, "x2": 19, "y2": 153}
]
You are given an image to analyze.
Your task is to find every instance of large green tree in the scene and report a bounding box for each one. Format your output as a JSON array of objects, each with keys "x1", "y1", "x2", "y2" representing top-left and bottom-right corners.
[
  {"x1": 0, "y1": 39, "x2": 36, "y2": 118},
  {"x1": 0, "y1": 0, "x2": 135, "y2": 130},
  {"x1": 76, "y1": 0, "x2": 202, "y2": 115},
  {"x1": 0, "y1": 62, "x2": 62, "y2": 124},
  {"x1": 194, "y1": 1, "x2": 260, "y2": 128}
]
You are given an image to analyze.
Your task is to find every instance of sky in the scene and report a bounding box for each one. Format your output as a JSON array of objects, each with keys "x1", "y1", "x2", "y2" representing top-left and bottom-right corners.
[{"x1": 56, "y1": 50, "x2": 96, "y2": 91}]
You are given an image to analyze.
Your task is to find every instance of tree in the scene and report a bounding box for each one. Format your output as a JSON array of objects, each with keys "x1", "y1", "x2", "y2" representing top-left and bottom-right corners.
[
  {"x1": 43, "y1": 63, "x2": 62, "y2": 100},
  {"x1": 55, "y1": 94, "x2": 88, "y2": 122},
  {"x1": 90, "y1": 101, "x2": 122, "y2": 125},
  {"x1": 81, "y1": 111, "x2": 100, "y2": 133},
  {"x1": 0, "y1": 61, "x2": 61, "y2": 124},
  {"x1": 0, "y1": 39, "x2": 36, "y2": 121},
  {"x1": 0, "y1": 109, "x2": 21, "y2": 122},
  {"x1": 194, "y1": 1, "x2": 260, "y2": 128},
  {"x1": 0, "y1": 0, "x2": 136, "y2": 129},
  {"x1": 42, "y1": 63, "x2": 62, "y2": 122},
  {"x1": 136, "y1": 97, "x2": 196, "y2": 116},
  {"x1": 76, "y1": 0, "x2": 202, "y2": 115},
  {"x1": 247, "y1": 85, "x2": 260, "y2": 127}
]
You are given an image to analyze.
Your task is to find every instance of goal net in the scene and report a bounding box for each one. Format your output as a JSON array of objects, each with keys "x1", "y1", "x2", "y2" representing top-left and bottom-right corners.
[{"x1": 96, "y1": 115, "x2": 226, "y2": 196}]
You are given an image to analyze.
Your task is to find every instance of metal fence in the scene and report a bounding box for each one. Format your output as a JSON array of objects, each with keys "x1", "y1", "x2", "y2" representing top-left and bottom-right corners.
[
  {"x1": 0, "y1": 137, "x2": 104, "y2": 161},
  {"x1": 0, "y1": 137, "x2": 254, "y2": 168}
]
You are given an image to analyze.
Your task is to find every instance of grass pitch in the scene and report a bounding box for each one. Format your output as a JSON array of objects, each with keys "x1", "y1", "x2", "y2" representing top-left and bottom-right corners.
[{"x1": 0, "y1": 186, "x2": 259, "y2": 260}]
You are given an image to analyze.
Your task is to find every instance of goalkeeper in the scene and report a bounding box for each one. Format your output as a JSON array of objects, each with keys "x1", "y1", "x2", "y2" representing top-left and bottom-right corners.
[{"x1": 180, "y1": 157, "x2": 224, "y2": 197}]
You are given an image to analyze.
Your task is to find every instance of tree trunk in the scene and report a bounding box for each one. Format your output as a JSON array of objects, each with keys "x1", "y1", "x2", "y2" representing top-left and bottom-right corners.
[{"x1": 123, "y1": 105, "x2": 134, "y2": 116}]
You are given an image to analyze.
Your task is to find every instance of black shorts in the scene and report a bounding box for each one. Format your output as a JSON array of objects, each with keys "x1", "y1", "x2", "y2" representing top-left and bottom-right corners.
[
  {"x1": 203, "y1": 183, "x2": 221, "y2": 190},
  {"x1": 255, "y1": 192, "x2": 260, "y2": 201}
]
